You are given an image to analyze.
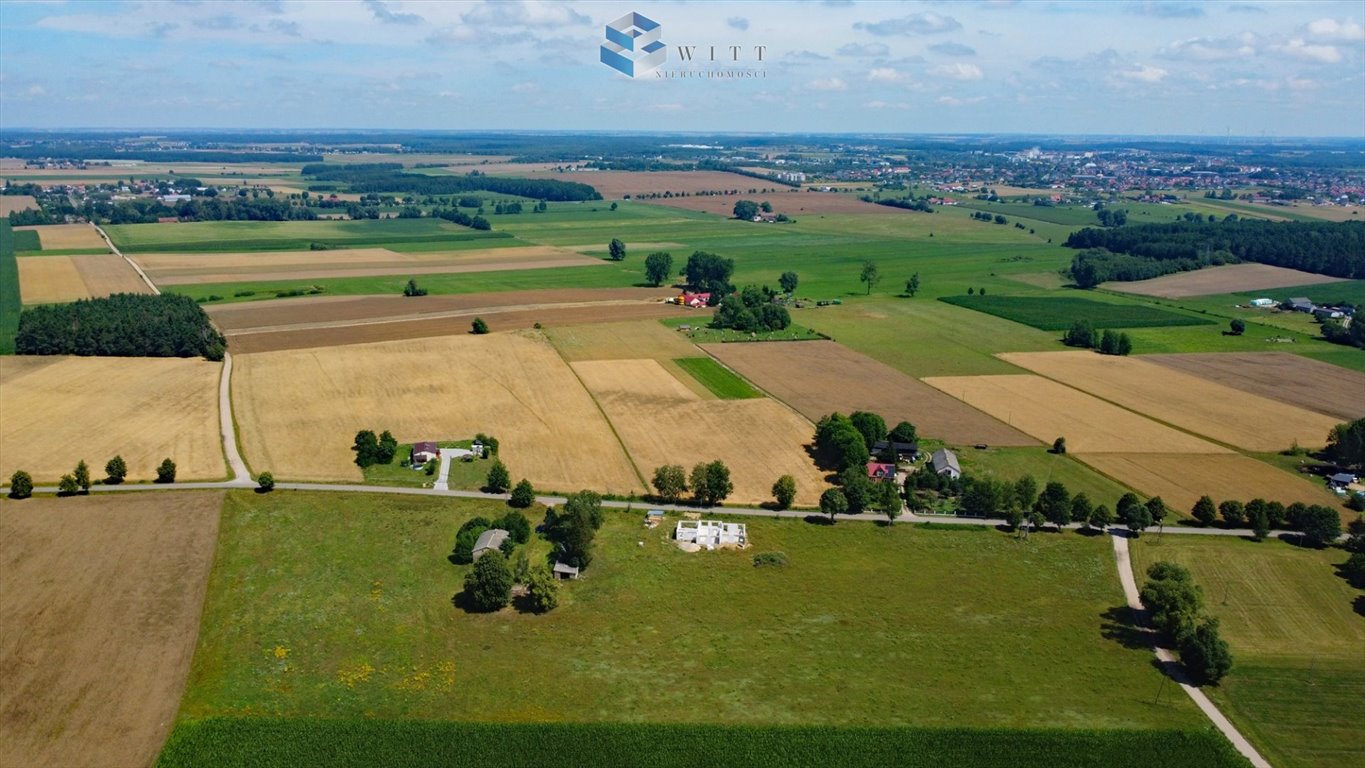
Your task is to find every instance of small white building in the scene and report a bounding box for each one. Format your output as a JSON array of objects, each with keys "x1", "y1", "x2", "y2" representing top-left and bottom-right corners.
[
  {"x1": 1248, "y1": 298, "x2": 1275, "y2": 307},
  {"x1": 675, "y1": 520, "x2": 747, "y2": 550}
]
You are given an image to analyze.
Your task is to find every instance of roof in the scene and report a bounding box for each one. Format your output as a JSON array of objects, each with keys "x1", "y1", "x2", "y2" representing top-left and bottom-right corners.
[
  {"x1": 646, "y1": 509, "x2": 665, "y2": 517},
  {"x1": 872, "y1": 440, "x2": 919, "y2": 453},
  {"x1": 553, "y1": 562, "x2": 580, "y2": 575},
  {"x1": 1329, "y1": 473, "x2": 1357, "y2": 483},
  {"x1": 473, "y1": 528, "x2": 510, "y2": 553},
  {"x1": 412, "y1": 441, "x2": 438, "y2": 455},
  {"x1": 867, "y1": 462, "x2": 897, "y2": 479},
  {"x1": 931, "y1": 448, "x2": 961, "y2": 475}
]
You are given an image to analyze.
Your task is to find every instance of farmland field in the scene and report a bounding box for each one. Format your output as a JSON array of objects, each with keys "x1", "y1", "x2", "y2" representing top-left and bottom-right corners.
[
  {"x1": 571, "y1": 358, "x2": 827, "y2": 505},
  {"x1": 0, "y1": 223, "x2": 18, "y2": 353},
  {"x1": 645, "y1": 191, "x2": 899, "y2": 217},
  {"x1": 231, "y1": 333, "x2": 643, "y2": 493},
  {"x1": 1075, "y1": 453, "x2": 1339, "y2": 511},
  {"x1": 673, "y1": 356, "x2": 762, "y2": 399},
  {"x1": 1144, "y1": 352, "x2": 1365, "y2": 421},
  {"x1": 999, "y1": 351, "x2": 1340, "y2": 452},
  {"x1": 546, "y1": 319, "x2": 705, "y2": 362},
  {"x1": 1103, "y1": 264, "x2": 1347, "y2": 299},
  {"x1": 0, "y1": 194, "x2": 39, "y2": 215},
  {"x1": 14, "y1": 223, "x2": 108, "y2": 250},
  {"x1": 541, "y1": 170, "x2": 791, "y2": 198},
  {"x1": 921, "y1": 375, "x2": 1227, "y2": 454},
  {"x1": 0, "y1": 491, "x2": 223, "y2": 768},
  {"x1": 0, "y1": 355, "x2": 225, "y2": 482},
  {"x1": 17, "y1": 253, "x2": 151, "y2": 304},
  {"x1": 955, "y1": 447, "x2": 1136, "y2": 506},
  {"x1": 1131, "y1": 535, "x2": 1364, "y2": 768},
  {"x1": 132, "y1": 244, "x2": 598, "y2": 285},
  {"x1": 703, "y1": 340, "x2": 1036, "y2": 446},
  {"x1": 939, "y1": 295, "x2": 1212, "y2": 331},
  {"x1": 166, "y1": 490, "x2": 1217, "y2": 754},
  {"x1": 105, "y1": 218, "x2": 509, "y2": 253}
]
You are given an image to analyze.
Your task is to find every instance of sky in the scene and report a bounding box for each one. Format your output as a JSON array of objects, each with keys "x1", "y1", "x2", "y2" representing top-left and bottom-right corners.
[{"x1": 1, "y1": 0, "x2": 1362, "y2": 137}]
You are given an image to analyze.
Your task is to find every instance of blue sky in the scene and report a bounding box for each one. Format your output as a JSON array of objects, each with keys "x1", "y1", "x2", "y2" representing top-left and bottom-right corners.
[{"x1": 1, "y1": 0, "x2": 1362, "y2": 136}]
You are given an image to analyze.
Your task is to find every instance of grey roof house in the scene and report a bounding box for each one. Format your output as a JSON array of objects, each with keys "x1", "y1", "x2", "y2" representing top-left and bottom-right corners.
[
  {"x1": 472, "y1": 528, "x2": 510, "y2": 559},
  {"x1": 931, "y1": 448, "x2": 961, "y2": 479}
]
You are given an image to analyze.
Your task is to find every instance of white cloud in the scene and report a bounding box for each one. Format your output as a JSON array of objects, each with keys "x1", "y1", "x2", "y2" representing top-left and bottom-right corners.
[
  {"x1": 855, "y1": 12, "x2": 961, "y2": 36},
  {"x1": 647, "y1": 103, "x2": 685, "y2": 112},
  {"x1": 1160, "y1": 35, "x2": 1257, "y2": 62},
  {"x1": 1115, "y1": 63, "x2": 1169, "y2": 83},
  {"x1": 929, "y1": 41, "x2": 976, "y2": 56},
  {"x1": 937, "y1": 95, "x2": 984, "y2": 106},
  {"x1": 512, "y1": 81, "x2": 537, "y2": 93},
  {"x1": 928, "y1": 62, "x2": 983, "y2": 80},
  {"x1": 26, "y1": 84, "x2": 46, "y2": 96},
  {"x1": 363, "y1": 0, "x2": 422, "y2": 25},
  {"x1": 807, "y1": 77, "x2": 848, "y2": 91},
  {"x1": 868, "y1": 67, "x2": 902, "y2": 82},
  {"x1": 1270, "y1": 38, "x2": 1343, "y2": 64},
  {"x1": 461, "y1": 1, "x2": 589, "y2": 28},
  {"x1": 1304, "y1": 18, "x2": 1365, "y2": 43},
  {"x1": 837, "y1": 42, "x2": 890, "y2": 57}
]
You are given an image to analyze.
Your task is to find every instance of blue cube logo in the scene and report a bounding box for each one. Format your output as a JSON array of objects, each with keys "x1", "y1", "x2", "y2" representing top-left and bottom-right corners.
[{"x1": 600, "y1": 11, "x2": 664, "y2": 78}]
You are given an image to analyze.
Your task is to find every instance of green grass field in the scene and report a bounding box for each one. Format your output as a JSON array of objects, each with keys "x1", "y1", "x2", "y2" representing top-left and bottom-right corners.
[
  {"x1": 1131, "y1": 535, "x2": 1364, "y2": 768},
  {"x1": 104, "y1": 218, "x2": 512, "y2": 253},
  {"x1": 939, "y1": 295, "x2": 1215, "y2": 332},
  {"x1": 0, "y1": 222, "x2": 20, "y2": 354},
  {"x1": 955, "y1": 447, "x2": 1135, "y2": 507},
  {"x1": 674, "y1": 357, "x2": 763, "y2": 399},
  {"x1": 10, "y1": 228, "x2": 40, "y2": 251},
  {"x1": 360, "y1": 441, "x2": 493, "y2": 490},
  {"x1": 156, "y1": 718, "x2": 1248, "y2": 768}
]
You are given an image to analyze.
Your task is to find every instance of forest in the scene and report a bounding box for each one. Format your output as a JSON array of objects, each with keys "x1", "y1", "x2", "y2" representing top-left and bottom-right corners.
[
  {"x1": 301, "y1": 164, "x2": 601, "y2": 201},
  {"x1": 15, "y1": 293, "x2": 226, "y2": 359}
]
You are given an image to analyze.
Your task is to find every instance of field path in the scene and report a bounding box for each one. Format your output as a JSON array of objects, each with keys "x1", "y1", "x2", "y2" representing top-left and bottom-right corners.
[
  {"x1": 218, "y1": 352, "x2": 252, "y2": 485},
  {"x1": 1111, "y1": 534, "x2": 1272, "y2": 768},
  {"x1": 93, "y1": 223, "x2": 159, "y2": 295}
]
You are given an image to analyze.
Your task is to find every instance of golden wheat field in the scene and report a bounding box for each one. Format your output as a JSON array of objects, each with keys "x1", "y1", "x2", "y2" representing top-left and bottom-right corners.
[
  {"x1": 17, "y1": 254, "x2": 152, "y2": 304},
  {"x1": 571, "y1": 358, "x2": 828, "y2": 506},
  {"x1": 0, "y1": 195, "x2": 38, "y2": 216},
  {"x1": 15, "y1": 223, "x2": 109, "y2": 250},
  {"x1": 1075, "y1": 454, "x2": 1340, "y2": 512},
  {"x1": 231, "y1": 333, "x2": 643, "y2": 493},
  {"x1": 921, "y1": 374, "x2": 1227, "y2": 454},
  {"x1": 0, "y1": 356, "x2": 225, "y2": 482},
  {"x1": 998, "y1": 352, "x2": 1340, "y2": 452}
]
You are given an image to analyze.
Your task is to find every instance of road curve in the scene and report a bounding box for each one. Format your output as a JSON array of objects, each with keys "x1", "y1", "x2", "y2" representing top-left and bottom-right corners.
[{"x1": 1112, "y1": 533, "x2": 1272, "y2": 768}]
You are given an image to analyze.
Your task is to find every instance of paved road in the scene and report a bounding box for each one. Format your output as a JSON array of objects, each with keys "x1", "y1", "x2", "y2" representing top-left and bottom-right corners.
[{"x1": 1112, "y1": 534, "x2": 1272, "y2": 768}]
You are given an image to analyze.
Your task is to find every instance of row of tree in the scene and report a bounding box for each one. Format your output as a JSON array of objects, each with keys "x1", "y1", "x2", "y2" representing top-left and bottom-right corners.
[
  {"x1": 1141, "y1": 562, "x2": 1233, "y2": 684},
  {"x1": 1189, "y1": 495, "x2": 1341, "y2": 546},
  {"x1": 351, "y1": 430, "x2": 399, "y2": 468},
  {"x1": 301, "y1": 164, "x2": 602, "y2": 202},
  {"x1": 1062, "y1": 321, "x2": 1133, "y2": 355},
  {"x1": 650, "y1": 461, "x2": 735, "y2": 507},
  {"x1": 7, "y1": 454, "x2": 177, "y2": 499},
  {"x1": 16, "y1": 293, "x2": 226, "y2": 360}
]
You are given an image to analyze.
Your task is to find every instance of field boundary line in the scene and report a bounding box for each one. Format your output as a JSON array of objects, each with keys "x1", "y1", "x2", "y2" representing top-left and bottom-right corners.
[
  {"x1": 93, "y1": 223, "x2": 161, "y2": 295},
  {"x1": 547, "y1": 332, "x2": 649, "y2": 493},
  {"x1": 1111, "y1": 534, "x2": 1272, "y2": 768},
  {"x1": 695, "y1": 344, "x2": 816, "y2": 428}
]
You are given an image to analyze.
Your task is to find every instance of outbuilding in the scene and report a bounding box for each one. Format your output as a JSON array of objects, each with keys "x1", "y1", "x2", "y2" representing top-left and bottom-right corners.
[
  {"x1": 1328, "y1": 472, "x2": 1357, "y2": 488},
  {"x1": 553, "y1": 562, "x2": 580, "y2": 580}
]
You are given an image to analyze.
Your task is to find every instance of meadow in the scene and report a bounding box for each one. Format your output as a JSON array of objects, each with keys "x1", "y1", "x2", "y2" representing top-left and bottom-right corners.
[
  {"x1": 0, "y1": 222, "x2": 19, "y2": 354},
  {"x1": 162, "y1": 490, "x2": 1233, "y2": 765},
  {"x1": 939, "y1": 295, "x2": 1214, "y2": 331},
  {"x1": 1131, "y1": 535, "x2": 1364, "y2": 768},
  {"x1": 673, "y1": 356, "x2": 763, "y2": 399}
]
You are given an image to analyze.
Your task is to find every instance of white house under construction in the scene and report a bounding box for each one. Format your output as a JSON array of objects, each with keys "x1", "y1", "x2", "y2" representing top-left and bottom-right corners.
[{"x1": 675, "y1": 520, "x2": 748, "y2": 550}]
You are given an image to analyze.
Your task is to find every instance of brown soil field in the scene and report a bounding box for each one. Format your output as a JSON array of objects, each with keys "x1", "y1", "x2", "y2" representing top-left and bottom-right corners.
[
  {"x1": 232, "y1": 333, "x2": 642, "y2": 493},
  {"x1": 1103, "y1": 264, "x2": 1347, "y2": 298},
  {"x1": 545, "y1": 170, "x2": 778, "y2": 198},
  {"x1": 921, "y1": 374, "x2": 1228, "y2": 454},
  {"x1": 704, "y1": 341, "x2": 1037, "y2": 447},
  {"x1": 1076, "y1": 453, "x2": 1340, "y2": 512},
  {"x1": 0, "y1": 491, "x2": 222, "y2": 768},
  {"x1": 548, "y1": 320, "x2": 702, "y2": 362},
  {"x1": 0, "y1": 195, "x2": 38, "y2": 215},
  {"x1": 134, "y1": 245, "x2": 599, "y2": 285},
  {"x1": 643, "y1": 190, "x2": 895, "y2": 217},
  {"x1": 18, "y1": 254, "x2": 152, "y2": 304},
  {"x1": 0, "y1": 356, "x2": 224, "y2": 482},
  {"x1": 15, "y1": 223, "x2": 110, "y2": 250},
  {"x1": 1145, "y1": 352, "x2": 1365, "y2": 421},
  {"x1": 226, "y1": 301, "x2": 702, "y2": 354},
  {"x1": 571, "y1": 359, "x2": 828, "y2": 506},
  {"x1": 1000, "y1": 351, "x2": 1340, "y2": 452}
]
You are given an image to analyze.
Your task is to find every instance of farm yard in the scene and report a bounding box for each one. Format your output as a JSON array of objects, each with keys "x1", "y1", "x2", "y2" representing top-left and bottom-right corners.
[
  {"x1": 1103, "y1": 263, "x2": 1349, "y2": 299},
  {"x1": 571, "y1": 358, "x2": 827, "y2": 506},
  {"x1": 1145, "y1": 352, "x2": 1365, "y2": 421},
  {"x1": 17, "y1": 253, "x2": 152, "y2": 304},
  {"x1": 1131, "y1": 536, "x2": 1364, "y2": 768},
  {"x1": 999, "y1": 351, "x2": 1340, "y2": 452},
  {"x1": 230, "y1": 333, "x2": 643, "y2": 494},
  {"x1": 921, "y1": 374, "x2": 1227, "y2": 454},
  {"x1": 0, "y1": 355, "x2": 224, "y2": 482},
  {"x1": 0, "y1": 491, "x2": 224, "y2": 768},
  {"x1": 1075, "y1": 453, "x2": 1339, "y2": 511},
  {"x1": 703, "y1": 340, "x2": 1036, "y2": 446}
]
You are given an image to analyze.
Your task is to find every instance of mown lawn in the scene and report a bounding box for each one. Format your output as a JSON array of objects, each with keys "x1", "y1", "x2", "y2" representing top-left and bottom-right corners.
[
  {"x1": 673, "y1": 357, "x2": 762, "y2": 399},
  {"x1": 1131, "y1": 535, "x2": 1364, "y2": 768}
]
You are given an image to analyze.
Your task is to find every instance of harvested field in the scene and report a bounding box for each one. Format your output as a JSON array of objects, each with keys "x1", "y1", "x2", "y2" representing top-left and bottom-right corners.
[
  {"x1": 1145, "y1": 352, "x2": 1365, "y2": 421},
  {"x1": 1104, "y1": 264, "x2": 1347, "y2": 299},
  {"x1": 0, "y1": 195, "x2": 38, "y2": 215},
  {"x1": 134, "y1": 245, "x2": 599, "y2": 285},
  {"x1": 0, "y1": 491, "x2": 223, "y2": 768},
  {"x1": 572, "y1": 359, "x2": 828, "y2": 506},
  {"x1": 921, "y1": 375, "x2": 1228, "y2": 454},
  {"x1": 644, "y1": 191, "x2": 892, "y2": 217},
  {"x1": 1076, "y1": 454, "x2": 1339, "y2": 511},
  {"x1": 704, "y1": 341, "x2": 1036, "y2": 447},
  {"x1": 232, "y1": 334, "x2": 642, "y2": 493},
  {"x1": 548, "y1": 320, "x2": 702, "y2": 362},
  {"x1": 0, "y1": 356, "x2": 224, "y2": 482},
  {"x1": 15, "y1": 223, "x2": 108, "y2": 251},
  {"x1": 1000, "y1": 351, "x2": 1340, "y2": 452},
  {"x1": 547, "y1": 170, "x2": 780, "y2": 198},
  {"x1": 18, "y1": 254, "x2": 152, "y2": 304}
]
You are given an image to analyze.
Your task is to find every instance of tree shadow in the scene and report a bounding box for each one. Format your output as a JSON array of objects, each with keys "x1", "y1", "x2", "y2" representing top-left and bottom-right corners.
[
  {"x1": 451, "y1": 589, "x2": 502, "y2": 614},
  {"x1": 1075, "y1": 526, "x2": 1103, "y2": 538},
  {"x1": 1354, "y1": 594, "x2": 1365, "y2": 618},
  {"x1": 1099, "y1": 605, "x2": 1155, "y2": 651},
  {"x1": 803, "y1": 514, "x2": 834, "y2": 526}
]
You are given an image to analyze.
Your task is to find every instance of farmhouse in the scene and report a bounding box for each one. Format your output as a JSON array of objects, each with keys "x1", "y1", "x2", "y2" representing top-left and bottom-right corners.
[
  {"x1": 680, "y1": 292, "x2": 711, "y2": 308},
  {"x1": 931, "y1": 448, "x2": 961, "y2": 479},
  {"x1": 1285, "y1": 297, "x2": 1315, "y2": 313},
  {"x1": 1312, "y1": 307, "x2": 1345, "y2": 321},
  {"x1": 872, "y1": 440, "x2": 920, "y2": 460},
  {"x1": 472, "y1": 528, "x2": 509, "y2": 559},
  {"x1": 411, "y1": 441, "x2": 439, "y2": 465},
  {"x1": 675, "y1": 520, "x2": 748, "y2": 550},
  {"x1": 1328, "y1": 472, "x2": 1357, "y2": 488},
  {"x1": 866, "y1": 462, "x2": 897, "y2": 481}
]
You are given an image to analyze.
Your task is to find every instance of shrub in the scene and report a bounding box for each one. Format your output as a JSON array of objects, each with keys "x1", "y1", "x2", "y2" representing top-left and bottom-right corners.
[
  {"x1": 1052, "y1": 436, "x2": 1066, "y2": 454},
  {"x1": 257, "y1": 472, "x2": 275, "y2": 492},
  {"x1": 156, "y1": 457, "x2": 177, "y2": 484},
  {"x1": 57, "y1": 474, "x2": 78, "y2": 496},
  {"x1": 8, "y1": 470, "x2": 33, "y2": 499},
  {"x1": 753, "y1": 551, "x2": 789, "y2": 568},
  {"x1": 105, "y1": 455, "x2": 128, "y2": 485},
  {"x1": 471, "y1": 317, "x2": 490, "y2": 334},
  {"x1": 771, "y1": 475, "x2": 797, "y2": 510},
  {"x1": 508, "y1": 479, "x2": 535, "y2": 508}
]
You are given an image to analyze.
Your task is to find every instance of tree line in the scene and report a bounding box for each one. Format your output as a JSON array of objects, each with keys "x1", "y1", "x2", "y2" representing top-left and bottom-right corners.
[
  {"x1": 16, "y1": 293, "x2": 226, "y2": 360},
  {"x1": 301, "y1": 164, "x2": 601, "y2": 202}
]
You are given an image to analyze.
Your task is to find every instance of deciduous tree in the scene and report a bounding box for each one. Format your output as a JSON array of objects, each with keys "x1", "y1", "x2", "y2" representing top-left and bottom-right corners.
[
  {"x1": 509, "y1": 479, "x2": 535, "y2": 509},
  {"x1": 8, "y1": 470, "x2": 33, "y2": 499},
  {"x1": 485, "y1": 460, "x2": 511, "y2": 494},
  {"x1": 820, "y1": 487, "x2": 848, "y2": 522},
  {"x1": 1191, "y1": 495, "x2": 1218, "y2": 526},
  {"x1": 644, "y1": 251, "x2": 673, "y2": 287},
  {"x1": 464, "y1": 549, "x2": 513, "y2": 611},
  {"x1": 524, "y1": 564, "x2": 559, "y2": 612},
  {"x1": 652, "y1": 464, "x2": 687, "y2": 503},
  {"x1": 105, "y1": 455, "x2": 128, "y2": 485},
  {"x1": 74, "y1": 460, "x2": 91, "y2": 493},
  {"x1": 771, "y1": 474, "x2": 797, "y2": 510},
  {"x1": 156, "y1": 458, "x2": 177, "y2": 484},
  {"x1": 859, "y1": 260, "x2": 881, "y2": 294},
  {"x1": 779, "y1": 271, "x2": 799, "y2": 294},
  {"x1": 608, "y1": 238, "x2": 626, "y2": 261}
]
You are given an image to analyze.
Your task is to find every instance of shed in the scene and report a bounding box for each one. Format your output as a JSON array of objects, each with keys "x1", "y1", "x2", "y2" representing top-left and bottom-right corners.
[
  {"x1": 472, "y1": 528, "x2": 510, "y2": 559},
  {"x1": 553, "y1": 561, "x2": 580, "y2": 580},
  {"x1": 1328, "y1": 472, "x2": 1357, "y2": 487},
  {"x1": 1286, "y1": 297, "x2": 1315, "y2": 313},
  {"x1": 931, "y1": 448, "x2": 961, "y2": 479},
  {"x1": 1248, "y1": 298, "x2": 1274, "y2": 307}
]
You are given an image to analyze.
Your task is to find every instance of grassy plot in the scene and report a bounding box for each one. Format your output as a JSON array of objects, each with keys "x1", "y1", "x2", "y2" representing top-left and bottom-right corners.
[
  {"x1": 10, "y1": 228, "x2": 40, "y2": 252},
  {"x1": 1130, "y1": 535, "x2": 1363, "y2": 768},
  {"x1": 0, "y1": 223, "x2": 19, "y2": 354},
  {"x1": 174, "y1": 490, "x2": 1208, "y2": 732},
  {"x1": 360, "y1": 441, "x2": 493, "y2": 491},
  {"x1": 105, "y1": 218, "x2": 512, "y2": 253},
  {"x1": 156, "y1": 719, "x2": 1249, "y2": 768},
  {"x1": 673, "y1": 357, "x2": 763, "y2": 399},
  {"x1": 955, "y1": 447, "x2": 1135, "y2": 506},
  {"x1": 939, "y1": 295, "x2": 1214, "y2": 331}
]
